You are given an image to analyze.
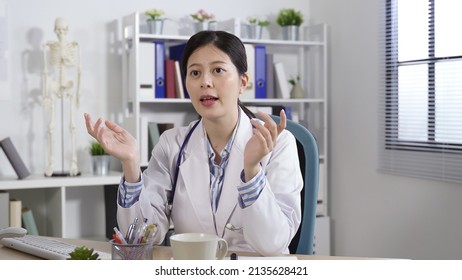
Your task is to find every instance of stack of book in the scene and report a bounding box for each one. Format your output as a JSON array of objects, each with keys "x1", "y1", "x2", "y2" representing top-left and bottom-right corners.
[{"x1": 0, "y1": 192, "x2": 38, "y2": 235}]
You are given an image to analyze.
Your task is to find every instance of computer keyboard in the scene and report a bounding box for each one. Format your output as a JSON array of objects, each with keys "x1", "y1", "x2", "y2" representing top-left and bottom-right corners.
[{"x1": 0, "y1": 235, "x2": 111, "y2": 260}]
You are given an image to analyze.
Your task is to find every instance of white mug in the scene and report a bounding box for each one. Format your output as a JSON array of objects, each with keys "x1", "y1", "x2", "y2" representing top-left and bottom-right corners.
[{"x1": 170, "y1": 233, "x2": 228, "y2": 260}]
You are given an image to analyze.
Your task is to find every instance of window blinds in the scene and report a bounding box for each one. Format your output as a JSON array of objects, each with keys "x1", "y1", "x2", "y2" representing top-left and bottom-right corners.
[{"x1": 379, "y1": 0, "x2": 462, "y2": 183}]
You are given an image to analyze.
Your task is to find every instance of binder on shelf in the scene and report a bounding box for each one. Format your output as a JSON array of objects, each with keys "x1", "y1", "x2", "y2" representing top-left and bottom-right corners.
[
  {"x1": 165, "y1": 59, "x2": 176, "y2": 99},
  {"x1": 242, "y1": 44, "x2": 255, "y2": 99},
  {"x1": 169, "y1": 43, "x2": 189, "y2": 98},
  {"x1": 274, "y1": 62, "x2": 290, "y2": 99},
  {"x1": 0, "y1": 191, "x2": 9, "y2": 228},
  {"x1": 266, "y1": 53, "x2": 275, "y2": 99},
  {"x1": 148, "y1": 122, "x2": 160, "y2": 156},
  {"x1": 155, "y1": 41, "x2": 166, "y2": 98},
  {"x1": 174, "y1": 61, "x2": 185, "y2": 99},
  {"x1": 169, "y1": 43, "x2": 186, "y2": 62},
  {"x1": 157, "y1": 123, "x2": 174, "y2": 135},
  {"x1": 0, "y1": 137, "x2": 30, "y2": 179},
  {"x1": 22, "y1": 208, "x2": 39, "y2": 235},
  {"x1": 9, "y1": 199, "x2": 22, "y2": 227},
  {"x1": 254, "y1": 45, "x2": 267, "y2": 99},
  {"x1": 138, "y1": 42, "x2": 155, "y2": 101}
]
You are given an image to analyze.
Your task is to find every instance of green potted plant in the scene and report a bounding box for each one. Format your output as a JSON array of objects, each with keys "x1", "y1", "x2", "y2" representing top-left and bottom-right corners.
[
  {"x1": 276, "y1": 8, "x2": 304, "y2": 40},
  {"x1": 190, "y1": 9, "x2": 215, "y2": 33},
  {"x1": 246, "y1": 17, "x2": 270, "y2": 40},
  {"x1": 89, "y1": 141, "x2": 110, "y2": 175},
  {"x1": 288, "y1": 75, "x2": 305, "y2": 99},
  {"x1": 68, "y1": 246, "x2": 101, "y2": 260},
  {"x1": 145, "y1": 8, "x2": 165, "y2": 35}
]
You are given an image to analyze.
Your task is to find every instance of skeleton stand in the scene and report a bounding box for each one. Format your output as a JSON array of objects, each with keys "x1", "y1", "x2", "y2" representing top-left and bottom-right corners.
[{"x1": 42, "y1": 18, "x2": 81, "y2": 177}]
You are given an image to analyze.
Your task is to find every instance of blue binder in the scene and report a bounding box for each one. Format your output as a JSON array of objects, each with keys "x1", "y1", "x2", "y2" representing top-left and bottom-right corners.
[
  {"x1": 155, "y1": 41, "x2": 166, "y2": 98},
  {"x1": 169, "y1": 43, "x2": 189, "y2": 98},
  {"x1": 254, "y1": 45, "x2": 267, "y2": 99}
]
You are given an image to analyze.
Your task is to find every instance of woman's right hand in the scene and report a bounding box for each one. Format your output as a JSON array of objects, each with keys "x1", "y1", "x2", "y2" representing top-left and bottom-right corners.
[{"x1": 84, "y1": 113, "x2": 141, "y2": 182}]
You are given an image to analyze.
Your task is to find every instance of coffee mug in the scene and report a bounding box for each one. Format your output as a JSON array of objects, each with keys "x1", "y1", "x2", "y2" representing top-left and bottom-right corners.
[{"x1": 170, "y1": 233, "x2": 228, "y2": 260}]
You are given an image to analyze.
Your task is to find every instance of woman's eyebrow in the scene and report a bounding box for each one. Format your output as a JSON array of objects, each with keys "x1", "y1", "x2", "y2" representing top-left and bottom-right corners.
[{"x1": 188, "y1": 60, "x2": 228, "y2": 68}]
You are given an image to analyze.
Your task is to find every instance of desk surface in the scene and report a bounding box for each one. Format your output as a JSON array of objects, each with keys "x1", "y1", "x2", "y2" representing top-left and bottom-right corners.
[{"x1": 0, "y1": 237, "x2": 370, "y2": 260}]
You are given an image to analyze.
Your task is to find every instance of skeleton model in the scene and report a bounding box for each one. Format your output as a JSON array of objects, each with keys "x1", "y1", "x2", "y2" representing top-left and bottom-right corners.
[{"x1": 42, "y1": 18, "x2": 81, "y2": 176}]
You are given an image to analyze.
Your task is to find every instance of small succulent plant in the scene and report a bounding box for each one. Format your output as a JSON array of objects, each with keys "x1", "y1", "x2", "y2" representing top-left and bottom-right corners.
[{"x1": 67, "y1": 246, "x2": 100, "y2": 260}]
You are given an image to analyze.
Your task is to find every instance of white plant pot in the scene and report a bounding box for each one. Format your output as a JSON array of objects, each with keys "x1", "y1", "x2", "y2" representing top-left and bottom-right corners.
[
  {"x1": 282, "y1": 25, "x2": 300, "y2": 41},
  {"x1": 247, "y1": 24, "x2": 263, "y2": 40},
  {"x1": 147, "y1": 19, "x2": 164, "y2": 35},
  {"x1": 290, "y1": 83, "x2": 305, "y2": 99},
  {"x1": 92, "y1": 155, "x2": 110, "y2": 176},
  {"x1": 193, "y1": 21, "x2": 216, "y2": 33}
]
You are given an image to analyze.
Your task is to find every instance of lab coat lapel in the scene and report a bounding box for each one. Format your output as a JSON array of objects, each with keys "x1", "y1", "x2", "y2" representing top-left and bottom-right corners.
[
  {"x1": 214, "y1": 111, "x2": 254, "y2": 232},
  {"x1": 177, "y1": 122, "x2": 214, "y2": 231}
]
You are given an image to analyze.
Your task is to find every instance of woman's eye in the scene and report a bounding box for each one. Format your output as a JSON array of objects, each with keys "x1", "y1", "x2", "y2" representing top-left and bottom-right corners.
[
  {"x1": 214, "y1": 68, "x2": 224, "y2": 74},
  {"x1": 190, "y1": 70, "x2": 200, "y2": 77}
]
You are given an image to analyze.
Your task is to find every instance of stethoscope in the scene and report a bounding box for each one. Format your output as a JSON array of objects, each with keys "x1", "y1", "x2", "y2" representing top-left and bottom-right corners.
[{"x1": 166, "y1": 117, "x2": 244, "y2": 237}]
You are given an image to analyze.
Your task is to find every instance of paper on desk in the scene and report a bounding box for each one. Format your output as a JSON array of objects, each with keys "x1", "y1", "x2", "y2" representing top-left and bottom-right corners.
[{"x1": 228, "y1": 256, "x2": 298, "y2": 260}]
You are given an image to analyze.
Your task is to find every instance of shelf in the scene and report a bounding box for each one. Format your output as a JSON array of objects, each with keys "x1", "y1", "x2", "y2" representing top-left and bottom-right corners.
[
  {"x1": 135, "y1": 34, "x2": 325, "y2": 47},
  {"x1": 138, "y1": 98, "x2": 325, "y2": 104},
  {"x1": 0, "y1": 172, "x2": 122, "y2": 190},
  {"x1": 241, "y1": 38, "x2": 325, "y2": 47}
]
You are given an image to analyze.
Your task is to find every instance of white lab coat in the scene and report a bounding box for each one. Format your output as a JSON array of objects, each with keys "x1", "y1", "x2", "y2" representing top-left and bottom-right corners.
[{"x1": 117, "y1": 109, "x2": 303, "y2": 256}]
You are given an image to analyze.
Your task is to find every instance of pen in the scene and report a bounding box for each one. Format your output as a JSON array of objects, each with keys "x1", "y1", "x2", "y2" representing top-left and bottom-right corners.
[
  {"x1": 125, "y1": 217, "x2": 138, "y2": 243},
  {"x1": 134, "y1": 222, "x2": 148, "y2": 244},
  {"x1": 113, "y1": 227, "x2": 127, "y2": 244}
]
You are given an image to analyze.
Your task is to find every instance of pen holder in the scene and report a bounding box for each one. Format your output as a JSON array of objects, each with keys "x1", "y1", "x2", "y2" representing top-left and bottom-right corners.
[{"x1": 110, "y1": 240, "x2": 153, "y2": 260}]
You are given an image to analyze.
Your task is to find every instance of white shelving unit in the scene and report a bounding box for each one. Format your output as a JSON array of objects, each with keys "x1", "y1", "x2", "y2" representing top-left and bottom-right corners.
[
  {"x1": 121, "y1": 12, "x2": 329, "y2": 252},
  {"x1": 0, "y1": 172, "x2": 121, "y2": 239}
]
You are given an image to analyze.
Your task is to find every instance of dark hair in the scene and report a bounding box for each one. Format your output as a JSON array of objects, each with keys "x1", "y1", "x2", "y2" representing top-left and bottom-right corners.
[{"x1": 180, "y1": 30, "x2": 255, "y2": 118}]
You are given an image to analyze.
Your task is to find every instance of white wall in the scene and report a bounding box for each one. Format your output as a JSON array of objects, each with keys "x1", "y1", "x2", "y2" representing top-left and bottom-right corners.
[
  {"x1": 0, "y1": 0, "x2": 309, "y2": 176},
  {"x1": 310, "y1": 0, "x2": 462, "y2": 259}
]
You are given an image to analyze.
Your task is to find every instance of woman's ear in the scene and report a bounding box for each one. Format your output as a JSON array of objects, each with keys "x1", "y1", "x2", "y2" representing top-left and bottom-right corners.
[{"x1": 239, "y1": 73, "x2": 249, "y2": 94}]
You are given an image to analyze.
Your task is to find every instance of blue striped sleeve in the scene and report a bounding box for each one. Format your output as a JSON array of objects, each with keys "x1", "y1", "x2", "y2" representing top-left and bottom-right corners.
[
  {"x1": 118, "y1": 174, "x2": 143, "y2": 208},
  {"x1": 237, "y1": 169, "x2": 266, "y2": 208}
]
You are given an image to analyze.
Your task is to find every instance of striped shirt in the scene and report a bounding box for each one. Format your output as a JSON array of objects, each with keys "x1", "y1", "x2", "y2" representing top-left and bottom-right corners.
[
  {"x1": 118, "y1": 175, "x2": 143, "y2": 207},
  {"x1": 206, "y1": 123, "x2": 236, "y2": 213}
]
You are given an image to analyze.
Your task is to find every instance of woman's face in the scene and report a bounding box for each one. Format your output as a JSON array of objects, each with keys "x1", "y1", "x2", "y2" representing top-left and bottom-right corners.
[{"x1": 185, "y1": 44, "x2": 247, "y2": 122}]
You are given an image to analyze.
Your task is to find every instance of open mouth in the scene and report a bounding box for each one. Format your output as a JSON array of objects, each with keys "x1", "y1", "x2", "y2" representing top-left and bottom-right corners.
[{"x1": 200, "y1": 96, "x2": 218, "y2": 102}]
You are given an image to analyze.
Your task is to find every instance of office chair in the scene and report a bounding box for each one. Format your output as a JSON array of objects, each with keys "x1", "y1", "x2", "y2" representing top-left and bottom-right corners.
[{"x1": 270, "y1": 115, "x2": 319, "y2": 255}]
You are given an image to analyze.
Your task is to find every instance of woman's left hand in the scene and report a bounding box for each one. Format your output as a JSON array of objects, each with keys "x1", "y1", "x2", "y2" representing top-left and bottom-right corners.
[{"x1": 243, "y1": 110, "x2": 286, "y2": 181}]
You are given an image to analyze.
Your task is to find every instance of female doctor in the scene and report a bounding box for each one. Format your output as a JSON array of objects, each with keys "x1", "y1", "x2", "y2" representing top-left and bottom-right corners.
[{"x1": 84, "y1": 30, "x2": 303, "y2": 256}]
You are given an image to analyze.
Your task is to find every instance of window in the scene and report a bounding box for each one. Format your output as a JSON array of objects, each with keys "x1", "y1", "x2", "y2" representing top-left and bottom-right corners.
[{"x1": 380, "y1": 0, "x2": 462, "y2": 182}]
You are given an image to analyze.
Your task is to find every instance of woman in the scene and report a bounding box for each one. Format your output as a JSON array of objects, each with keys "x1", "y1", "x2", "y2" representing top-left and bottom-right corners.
[{"x1": 85, "y1": 31, "x2": 303, "y2": 256}]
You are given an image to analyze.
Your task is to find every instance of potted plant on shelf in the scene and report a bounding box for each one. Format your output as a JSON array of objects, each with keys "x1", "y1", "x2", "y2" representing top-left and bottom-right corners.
[
  {"x1": 246, "y1": 16, "x2": 270, "y2": 40},
  {"x1": 145, "y1": 8, "x2": 166, "y2": 35},
  {"x1": 190, "y1": 9, "x2": 215, "y2": 33},
  {"x1": 89, "y1": 141, "x2": 110, "y2": 176},
  {"x1": 288, "y1": 75, "x2": 305, "y2": 99},
  {"x1": 276, "y1": 8, "x2": 304, "y2": 41}
]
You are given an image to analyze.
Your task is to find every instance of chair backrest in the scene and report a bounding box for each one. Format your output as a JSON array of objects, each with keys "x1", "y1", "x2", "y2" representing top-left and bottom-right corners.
[{"x1": 270, "y1": 115, "x2": 319, "y2": 255}]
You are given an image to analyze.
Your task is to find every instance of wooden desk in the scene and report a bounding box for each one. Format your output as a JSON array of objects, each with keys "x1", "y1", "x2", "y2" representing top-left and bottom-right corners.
[{"x1": 0, "y1": 237, "x2": 369, "y2": 260}]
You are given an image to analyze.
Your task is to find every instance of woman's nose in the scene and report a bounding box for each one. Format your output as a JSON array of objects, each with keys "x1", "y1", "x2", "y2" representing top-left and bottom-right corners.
[{"x1": 200, "y1": 74, "x2": 213, "y2": 88}]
